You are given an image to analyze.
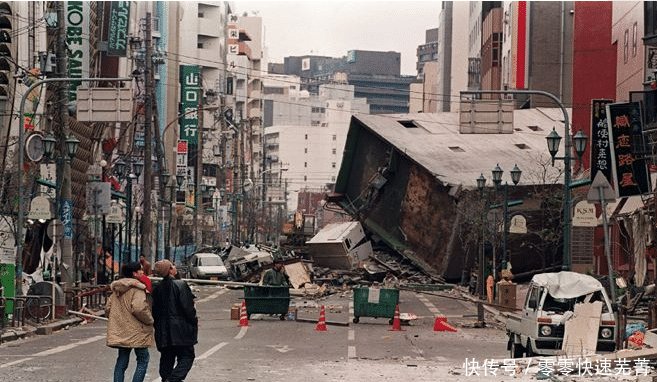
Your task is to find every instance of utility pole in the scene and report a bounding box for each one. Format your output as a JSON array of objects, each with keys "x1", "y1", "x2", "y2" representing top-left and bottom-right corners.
[
  {"x1": 56, "y1": 2, "x2": 73, "y2": 288},
  {"x1": 141, "y1": 13, "x2": 153, "y2": 264},
  {"x1": 194, "y1": 85, "x2": 203, "y2": 247}
]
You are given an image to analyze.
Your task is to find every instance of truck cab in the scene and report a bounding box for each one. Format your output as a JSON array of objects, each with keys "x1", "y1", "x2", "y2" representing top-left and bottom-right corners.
[{"x1": 506, "y1": 271, "x2": 616, "y2": 357}]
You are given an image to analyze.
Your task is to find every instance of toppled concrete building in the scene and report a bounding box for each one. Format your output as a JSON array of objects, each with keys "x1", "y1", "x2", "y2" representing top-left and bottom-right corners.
[{"x1": 329, "y1": 109, "x2": 568, "y2": 281}]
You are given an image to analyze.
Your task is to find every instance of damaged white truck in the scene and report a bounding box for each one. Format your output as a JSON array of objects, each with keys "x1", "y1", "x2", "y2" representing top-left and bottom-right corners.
[{"x1": 506, "y1": 271, "x2": 617, "y2": 358}]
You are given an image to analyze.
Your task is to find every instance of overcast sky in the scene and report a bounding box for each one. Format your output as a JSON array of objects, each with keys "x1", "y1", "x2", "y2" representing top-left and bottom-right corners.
[{"x1": 233, "y1": 1, "x2": 442, "y2": 76}]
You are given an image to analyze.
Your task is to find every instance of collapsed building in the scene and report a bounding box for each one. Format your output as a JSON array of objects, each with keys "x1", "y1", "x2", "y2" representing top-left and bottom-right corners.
[{"x1": 328, "y1": 107, "x2": 573, "y2": 281}]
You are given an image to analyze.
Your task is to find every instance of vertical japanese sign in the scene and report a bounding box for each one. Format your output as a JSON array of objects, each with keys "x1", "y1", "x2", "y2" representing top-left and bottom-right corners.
[
  {"x1": 66, "y1": 1, "x2": 90, "y2": 102},
  {"x1": 179, "y1": 65, "x2": 200, "y2": 144},
  {"x1": 176, "y1": 140, "x2": 188, "y2": 204},
  {"x1": 61, "y1": 199, "x2": 73, "y2": 239},
  {"x1": 590, "y1": 99, "x2": 613, "y2": 184},
  {"x1": 107, "y1": 1, "x2": 130, "y2": 56},
  {"x1": 606, "y1": 102, "x2": 652, "y2": 198}
]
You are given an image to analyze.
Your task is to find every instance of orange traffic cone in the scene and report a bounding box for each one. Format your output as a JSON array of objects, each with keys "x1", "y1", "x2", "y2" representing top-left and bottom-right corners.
[
  {"x1": 239, "y1": 300, "x2": 249, "y2": 327},
  {"x1": 433, "y1": 315, "x2": 457, "y2": 332},
  {"x1": 389, "y1": 304, "x2": 404, "y2": 331},
  {"x1": 315, "y1": 305, "x2": 328, "y2": 331}
]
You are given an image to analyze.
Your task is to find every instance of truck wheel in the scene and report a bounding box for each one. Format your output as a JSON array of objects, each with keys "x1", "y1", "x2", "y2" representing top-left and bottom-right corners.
[{"x1": 510, "y1": 341, "x2": 524, "y2": 358}]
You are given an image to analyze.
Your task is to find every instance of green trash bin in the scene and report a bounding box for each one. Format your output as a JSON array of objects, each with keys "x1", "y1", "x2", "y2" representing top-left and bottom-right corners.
[
  {"x1": 352, "y1": 287, "x2": 399, "y2": 324},
  {"x1": 243, "y1": 286, "x2": 290, "y2": 320}
]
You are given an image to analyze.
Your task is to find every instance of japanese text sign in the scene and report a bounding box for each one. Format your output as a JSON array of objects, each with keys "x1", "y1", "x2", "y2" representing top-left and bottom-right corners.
[
  {"x1": 179, "y1": 65, "x2": 200, "y2": 145},
  {"x1": 590, "y1": 99, "x2": 613, "y2": 184},
  {"x1": 606, "y1": 102, "x2": 651, "y2": 198}
]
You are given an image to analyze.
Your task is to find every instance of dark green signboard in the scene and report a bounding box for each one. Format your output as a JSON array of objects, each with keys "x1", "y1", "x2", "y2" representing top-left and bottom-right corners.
[
  {"x1": 107, "y1": 1, "x2": 130, "y2": 56},
  {"x1": 179, "y1": 65, "x2": 200, "y2": 145}
]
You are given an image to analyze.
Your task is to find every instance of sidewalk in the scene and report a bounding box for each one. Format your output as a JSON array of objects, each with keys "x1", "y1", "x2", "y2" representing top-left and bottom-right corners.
[{"x1": 0, "y1": 314, "x2": 91, "y2": 345}]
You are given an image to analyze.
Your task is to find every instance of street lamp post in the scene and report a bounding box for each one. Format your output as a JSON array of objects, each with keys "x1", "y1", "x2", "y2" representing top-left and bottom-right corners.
[
  {"x1": 16, "y1": 77, "x2": 131, "y2": 294},
  {"x1": 476, "y1": 173, "x2": 487, "y2": 298},
  {"x1": 546, "y1": 128, "x2": 588, "y2": 270},
  {"x1": 491, "y1": 164, "x2": 522, "y2": 274}
]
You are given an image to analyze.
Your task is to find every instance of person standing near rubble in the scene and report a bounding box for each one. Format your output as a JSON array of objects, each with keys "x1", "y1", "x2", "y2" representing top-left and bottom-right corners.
[
  {"x1": 263, "y1": 260, "x2": 290, "y2": 286},
  {"x1": 106, "y1": 261, "x2": 154, "y2": 382},
  {"x1": 152, "y1": 259, "x2": 198, "y2": 382}
]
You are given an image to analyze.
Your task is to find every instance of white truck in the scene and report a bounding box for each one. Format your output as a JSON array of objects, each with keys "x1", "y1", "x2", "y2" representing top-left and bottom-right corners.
[{"x1": 506, "y1": 271, "x2": 617, "y2": 358}]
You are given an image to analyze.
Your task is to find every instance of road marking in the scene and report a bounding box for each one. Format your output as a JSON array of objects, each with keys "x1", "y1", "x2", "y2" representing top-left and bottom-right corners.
[
  {"x1": 415, "y1": 293, "x2": 442, "y2": 315},
  {"x1": 196, "y1": 288, "x2": 227, "y2": 304},
  {"x1": 266, "y1": 344, "x2": 293, "y2": 353},
  {"x1": 0, "y1": 357, "x2": 33, "y2": 368},
  {"x1": 234, "y1": 326, "x2": 248, "y2": 339},
  {"x1": 347, "y1": 329, "x2": 354, "y2": 341},
  {"x1": 197, "y1": 341, "x2": 228, "y2": 360},
  {"x1": 347, "y1": 345, "x2": 356, "y2": 359},
  {"x1": 0, "y1": 335, "x2": 105, "y2": 368},
  {"x1": 33, "y1": 335, "x2": 105, "y2": 356},
  {"x1": 349, "y1": 301, "x2": 354, "y2": 317}
]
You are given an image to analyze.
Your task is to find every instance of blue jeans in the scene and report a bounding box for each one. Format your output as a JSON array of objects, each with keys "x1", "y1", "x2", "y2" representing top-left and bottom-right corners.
[{"x1": 114, "y1": 347, "x2": 150, "y2": 382}]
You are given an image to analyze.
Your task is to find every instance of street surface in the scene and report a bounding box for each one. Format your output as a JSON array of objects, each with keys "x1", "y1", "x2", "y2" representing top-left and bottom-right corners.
[{"x1": 0, "y1": 286, "x2": 517, "y2": 381}]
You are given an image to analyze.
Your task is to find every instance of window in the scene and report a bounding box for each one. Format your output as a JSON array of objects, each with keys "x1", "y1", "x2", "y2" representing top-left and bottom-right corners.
[
  {"x1": 331, "y1": 162, "x2": 336, "y2": 168},
  {"x1": 304, "y1": 175, "x2": 307, "y2": 181},
  {"x1": 332, "y1": 134, "x2": 336, "y2": 141},
  {"x1": 332, "y1": 148, "x2": 336, "y2": 155},
  {"x1": 304, "y1": 134, "x2": 308, "y2": 140},
  {"x1": 526, "y1": 287, "x2": 541, "y2": 310},
  {"x1": 304, "y1": 148, "x2": 307, "y2": 154},
  {"x1": 448, "y1": 146, "x2": 465, "y2": 152},
  {"x1": 197, "y1": 42, "x2": 204, "y2": 49},
  {"x1": 331, "y1": 176, "x2": 336, "y2": 182},
  {"x1": 632, "y1": 22, "x2": 638, "y2": 57},
  {"x1": 198, "y1": 12, "x2": 204, "y2": 18},
  {"x1": 624, "y1": 29, "x2": 629, "y2": 64},
  {"x1": 304, "y1": 162, "x2": 307, "y2": 168},
  {"x1": 515, "y1": 143, "x2": 529, "y2": 149}
]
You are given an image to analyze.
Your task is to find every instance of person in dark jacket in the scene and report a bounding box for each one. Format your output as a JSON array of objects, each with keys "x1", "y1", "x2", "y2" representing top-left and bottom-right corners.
[
  {"x1": 262, "y1": 260, "x2": 289, "y2": 286},
  {"x1": 152, "y1": 259, "x2": 198, "y2": 382}
]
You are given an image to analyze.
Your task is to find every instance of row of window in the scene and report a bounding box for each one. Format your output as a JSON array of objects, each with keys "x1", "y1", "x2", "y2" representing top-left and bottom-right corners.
[{"x1": 303, "y1": 162, "x2": 337, "y2": 168}]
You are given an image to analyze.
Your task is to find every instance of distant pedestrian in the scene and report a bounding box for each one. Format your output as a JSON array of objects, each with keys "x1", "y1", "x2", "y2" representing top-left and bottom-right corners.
[
  {"x1": 106, "y1": 261, "x2": 154, "y2": 382},
  {"x1": 139, "y1": 255, "x2": 152, "y2": 276},
  {"x1": 152, "y1": 260, "x2": 198, "y2": 382},
  {"x1": 262, "y1": 260, "x2": 289, "y2": 286}
]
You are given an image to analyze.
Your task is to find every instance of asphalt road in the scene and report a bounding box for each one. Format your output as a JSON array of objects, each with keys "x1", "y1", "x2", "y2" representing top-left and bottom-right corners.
[{"x1": 0, "y1": 285, "x2": 513, "y2": 381}]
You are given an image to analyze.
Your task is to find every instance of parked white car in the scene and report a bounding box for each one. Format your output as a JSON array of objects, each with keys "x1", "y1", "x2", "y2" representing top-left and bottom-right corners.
[{"x1": 189, "y1": 252, "x2": 230, "y2": 280}]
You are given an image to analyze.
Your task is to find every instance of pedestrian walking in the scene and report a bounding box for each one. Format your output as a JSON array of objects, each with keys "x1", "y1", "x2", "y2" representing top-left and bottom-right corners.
[
  {"x1": 106, "y1": 261, "x2": 154, "y2": 382},
  {"x1": 152, "y1": 259, "x2": 198, "y2": 382}
]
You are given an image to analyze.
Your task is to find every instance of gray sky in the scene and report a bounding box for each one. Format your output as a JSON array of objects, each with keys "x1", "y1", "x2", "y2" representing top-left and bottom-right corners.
[{"x1": 234, "y1": 1, "x2": 442, "y2": 75}]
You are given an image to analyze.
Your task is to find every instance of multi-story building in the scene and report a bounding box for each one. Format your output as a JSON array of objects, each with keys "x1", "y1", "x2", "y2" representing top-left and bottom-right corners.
[
  {"x1": 501, "y1": 1, "x2": 574, "y2": 107},
  {"x1": 262, "y1": 81, "x2": 368, "y2": 213},
  {"x1": 280, "y1": 51, "x2": 414, "y2": 114},
  {"x1": 436, "y1": 1, "x2": 469, "y2": 112},
  {"x1": 416, "y1": 28, "x2": 439, "y2": 80}
]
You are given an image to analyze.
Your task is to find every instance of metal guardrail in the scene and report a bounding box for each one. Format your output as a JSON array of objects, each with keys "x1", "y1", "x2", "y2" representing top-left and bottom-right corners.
[{"x1": 69, "y1": 285, "x2": 110, "y2": 312}]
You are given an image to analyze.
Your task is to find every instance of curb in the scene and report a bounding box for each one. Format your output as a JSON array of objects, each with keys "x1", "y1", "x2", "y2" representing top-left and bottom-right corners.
[{"x1": 1, "y1": 315, "x2": 88, "y2": 344}]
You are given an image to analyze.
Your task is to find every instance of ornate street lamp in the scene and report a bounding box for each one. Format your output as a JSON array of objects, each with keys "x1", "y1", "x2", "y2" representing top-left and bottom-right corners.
[
  {"x1": 477, "y1": 174, "x2": 486, "y2": 191},
  {"x1": 176, "y1": 174, "x2": 185, "y2": 190},
  {"x1": 133, "y1": 161, "x2": 144, "y2": 178},
  {"x1": 42, "y1": 132, "x2": 56, "y2": 159},
  {"x1": 546, "y1": 127, "x2": 588, "y2": 271},
  {"x1": 161, "y1": 171, "x2": 170, "y2": 187},
  {"x1": 65, "y1": 134, "x2": 80, "y2": 160},
  {"x1": 114, "y1": 158, "x2": 126, "y2": 178},
  {"x1": 491, "y1": 164, "x2": 503, "y2": 187},
  {"x1": 490, "y1": 164, "x2": 522, "y2": 274}
]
